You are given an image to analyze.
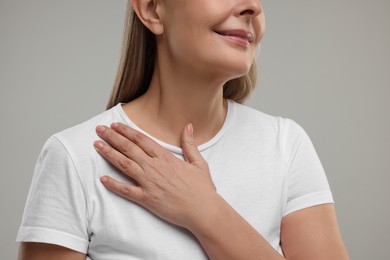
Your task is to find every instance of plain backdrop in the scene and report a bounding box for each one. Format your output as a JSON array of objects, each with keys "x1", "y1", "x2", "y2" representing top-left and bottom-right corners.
[{"x1": 1, "y1": 0, "x2": 389, "y2": 259}]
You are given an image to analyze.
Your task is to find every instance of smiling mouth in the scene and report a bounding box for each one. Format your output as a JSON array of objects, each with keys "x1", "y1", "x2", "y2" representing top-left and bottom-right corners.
[{"x1": 214, "y1": 29, "x2": 254, "y2": 44}]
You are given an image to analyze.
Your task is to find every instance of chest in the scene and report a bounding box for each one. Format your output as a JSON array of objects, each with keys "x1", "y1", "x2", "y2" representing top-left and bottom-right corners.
[{"x1": 85, "y1": 135, "x2": 287, "y2": 259}]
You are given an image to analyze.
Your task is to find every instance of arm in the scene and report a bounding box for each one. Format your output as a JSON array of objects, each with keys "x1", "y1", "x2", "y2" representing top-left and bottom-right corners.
[
  {"x1": 18, "y1": 242, "x2": 86, "y2": 260},
  {"x1": 190, "y1": 202, "x2": 350, "y2": 260},
  {"x1": 186, "y1": 192, "x2": 286, "y2": 260},
  {"x1": 281, "y1": 204, "x2": 349, "y2": 260},
  {"x1": 176, "y1": 196, "x2": 349, "y2": 260},
  {"x1": 94, "y1": 123, "x2": 349, "y2": 260},
  {"x1": 16, "y1": 137, "x2": 89, "y2": 259}
]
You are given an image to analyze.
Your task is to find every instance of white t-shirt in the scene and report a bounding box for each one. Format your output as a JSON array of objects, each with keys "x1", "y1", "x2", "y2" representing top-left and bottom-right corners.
[{"x1": 17, "y1": 100, "x2": 334, "y2": 259}]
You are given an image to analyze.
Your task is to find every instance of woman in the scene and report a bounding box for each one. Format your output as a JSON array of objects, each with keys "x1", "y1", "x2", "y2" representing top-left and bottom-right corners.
[{"x1": 17, "y1": 0, "x2": 349, "y2": 259}]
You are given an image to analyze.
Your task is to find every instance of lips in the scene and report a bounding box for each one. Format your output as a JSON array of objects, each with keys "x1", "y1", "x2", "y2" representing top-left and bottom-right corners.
[{"x1": 214, "y1": 29, "x2": 254, "y2": 43}]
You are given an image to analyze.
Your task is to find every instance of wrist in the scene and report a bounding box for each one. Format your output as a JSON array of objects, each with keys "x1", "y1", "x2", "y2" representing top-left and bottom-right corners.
[{"x1": 185, "y1": 192, "x2": 228, "y2": 237}]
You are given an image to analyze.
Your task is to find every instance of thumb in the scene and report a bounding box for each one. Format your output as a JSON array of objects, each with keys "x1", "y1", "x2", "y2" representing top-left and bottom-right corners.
[{"x1": 181, "y1": 123, "x2": 204, "y2": 167}]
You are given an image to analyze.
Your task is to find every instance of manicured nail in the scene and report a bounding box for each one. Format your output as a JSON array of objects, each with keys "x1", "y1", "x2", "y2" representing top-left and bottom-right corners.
[
  {"x1": 96, "y1": 125, "x2": 106, "y2": 134},
  {"x1": 111, "y1": 122, "x2": 119, "y2": 129},
  {"x1": 100, "y1": 176, "x2": 108, "y2": 183}
]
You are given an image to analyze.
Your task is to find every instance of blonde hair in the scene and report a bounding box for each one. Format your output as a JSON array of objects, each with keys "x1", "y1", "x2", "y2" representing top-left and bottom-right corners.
[{"x1": 107, "y1": 1, "x2": 258, "y2": 109}]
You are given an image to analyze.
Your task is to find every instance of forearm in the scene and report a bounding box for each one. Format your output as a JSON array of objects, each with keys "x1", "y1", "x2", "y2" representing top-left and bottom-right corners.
[{"x1": 188, "y1": 194, "x2": 285, "y2": 260}]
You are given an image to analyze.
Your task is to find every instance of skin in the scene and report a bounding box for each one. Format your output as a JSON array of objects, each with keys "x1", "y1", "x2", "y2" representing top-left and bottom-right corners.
[
  {"x1": 122, "y1": 0, "x2": 265, "y2": 147},
  {"x1": 19, "y1": 0, "x2": 350, "y2": 259}
]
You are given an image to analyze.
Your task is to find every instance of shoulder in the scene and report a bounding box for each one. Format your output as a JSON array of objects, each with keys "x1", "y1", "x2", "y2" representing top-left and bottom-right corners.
[
  {"x1": 230, "y1": 100, "x2": 306, "y2": 139},
  {"x1": 51, "y1": 105, "x2": 124, "y2": 150},
  {"x1": 42, "y1": 104, "x2": 125, "y2": 168},
  {"x1": 229, "y1": 101, "x2": 313, "y2": 165}
]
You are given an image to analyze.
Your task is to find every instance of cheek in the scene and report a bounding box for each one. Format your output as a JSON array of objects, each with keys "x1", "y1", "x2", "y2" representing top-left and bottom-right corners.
[{"x1": 165, "y1": 14, "x2": 213, "y2": 56}]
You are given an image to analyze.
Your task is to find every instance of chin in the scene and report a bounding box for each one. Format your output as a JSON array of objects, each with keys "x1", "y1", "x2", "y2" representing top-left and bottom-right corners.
[
  {"x1": 220, "y1": 52, "x2": 254, "y2": 76},
  {"x1": 224, "y1": 61, "x2": 254, "y2": 79},
  {"x1": 195, "y1": 50, "x2": 255, "y2": 80}
]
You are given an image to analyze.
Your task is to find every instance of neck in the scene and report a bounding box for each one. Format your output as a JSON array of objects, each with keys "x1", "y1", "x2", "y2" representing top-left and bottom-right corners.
[{"x1": 122, "y1": 57, "x2": 230, "y2": 148}]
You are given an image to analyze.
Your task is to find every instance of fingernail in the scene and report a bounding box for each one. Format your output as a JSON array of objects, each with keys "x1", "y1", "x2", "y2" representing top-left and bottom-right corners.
[
  {"x1": 111, "y1": 123, "x2": 119, "y2": 129},
  {"x1": 94, "y1": 140, "x2": 105, "y2": 149},
  {"x1": 100, "y1": 176, "x2": 108, "y2": 183},
  {"x1": 96, "y1": 125, "x2": 106, "y2": 134},
  {"x1": 187, "y1": 123, "x2": 193, "y2": 135}
]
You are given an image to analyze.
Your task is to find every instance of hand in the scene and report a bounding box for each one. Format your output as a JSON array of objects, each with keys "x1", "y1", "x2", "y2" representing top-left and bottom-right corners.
[{"x1": 94, "y1": 123, "x2": 218, "y2": 230}]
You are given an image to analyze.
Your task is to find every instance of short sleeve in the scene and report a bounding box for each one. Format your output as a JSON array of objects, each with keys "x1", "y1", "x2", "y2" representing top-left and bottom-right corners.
[
  {"x1": 282, "y1": 119, "x2": 334, "y2": 216},
  {"x1": 16, "y1": 136, "x2": 89, "y2": 253}
]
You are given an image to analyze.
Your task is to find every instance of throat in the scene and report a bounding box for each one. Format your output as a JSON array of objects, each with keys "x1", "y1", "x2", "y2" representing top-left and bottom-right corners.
[{"x1": 121, "y1": 97, "x2": 229, "y2": 148}]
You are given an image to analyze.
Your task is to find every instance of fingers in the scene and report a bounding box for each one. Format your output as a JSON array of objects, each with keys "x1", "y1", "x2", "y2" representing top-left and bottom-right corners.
[
  {"x1": 94, "y1": 140, "x2": 144, "y2": 183},
  {"x1": 110, "y1": 123, "x2": 167, "y2": 158},
  {"x1": 96, "y1": 125, "x2": 152, "y2": 165},
  {"x1": 100, "y1": 176, "x2": 144, "y2": 204},
  {"x1": 94, "y1": 123, "x2": 173, "y2": 184},
  {"x1": 181, "y1": 123, "x2": 206, "y2": 168},
  {"x1": 181, "y1": 124, "x2": 216, "y2": 190}
]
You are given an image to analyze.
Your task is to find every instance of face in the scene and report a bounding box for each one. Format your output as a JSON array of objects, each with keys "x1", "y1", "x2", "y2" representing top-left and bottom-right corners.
[{"x1": 156, "y1": 0, "x2": 265, "y2": 81}]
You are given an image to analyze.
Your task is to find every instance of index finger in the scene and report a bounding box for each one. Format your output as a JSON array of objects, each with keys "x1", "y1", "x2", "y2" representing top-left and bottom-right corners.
[{"x1": 111, "y1": 123, "x2": 168, "y2": 158}]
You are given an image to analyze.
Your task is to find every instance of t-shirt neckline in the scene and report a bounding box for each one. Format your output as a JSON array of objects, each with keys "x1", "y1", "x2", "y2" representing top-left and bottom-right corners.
[{"x1": 115, "y1": 100, "x2": 235, "y2": 155}]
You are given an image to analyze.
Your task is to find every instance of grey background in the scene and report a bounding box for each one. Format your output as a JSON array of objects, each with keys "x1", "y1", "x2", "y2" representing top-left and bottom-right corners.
[{"x1": 1, "y1": 0, "x2": 389, "y2": 259}]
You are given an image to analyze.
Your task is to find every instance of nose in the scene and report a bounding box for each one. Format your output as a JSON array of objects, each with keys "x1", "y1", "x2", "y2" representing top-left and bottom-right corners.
[{"x1": 234, "y1": 0, "x2": 262, "y2": 20}]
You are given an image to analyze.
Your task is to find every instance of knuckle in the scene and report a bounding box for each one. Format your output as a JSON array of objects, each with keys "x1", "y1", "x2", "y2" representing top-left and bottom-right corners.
[
  {"x1": 120, "y1": 185, "x2": 131, "y2": 196},
  {"x1": 119, "y1": 159, "x2": 133, "y2": 172},
  {"x1": 184, "y1": 139, "x2": 195, "y2": 147},
  {"x1": 133, "y1": 132, "x2": 146, "y2": 144},
  {"x1": 144, "y1": 191, "x2": 159, "y2": 204},
  {"x1": 103, "y1": 128, "x2": 113, "y2": 139},
  {"x1": 119, "y1": 142, "x2": 133, "y2": 155}
]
